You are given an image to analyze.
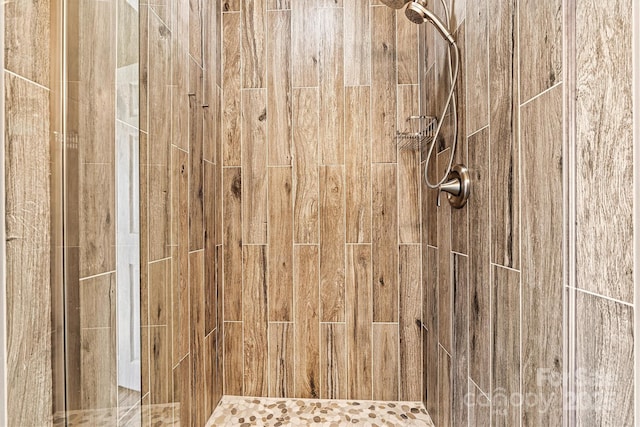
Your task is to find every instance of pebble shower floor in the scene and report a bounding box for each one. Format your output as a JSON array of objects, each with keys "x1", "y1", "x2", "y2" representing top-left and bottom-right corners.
[{"x1": 206, "y1": 396, "x2": 434, "y2": 426}]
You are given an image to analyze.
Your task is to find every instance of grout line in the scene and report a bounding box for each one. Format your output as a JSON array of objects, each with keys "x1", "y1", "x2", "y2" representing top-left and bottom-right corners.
[
  {"x1": 468, "y1": 377, "x2": 490, "y2": 401},
  {"x1": 79, "y1": 270, "x2": 117, "y2": 282},
  {"x1": 485, "y1": 0, "x2": 493, "y2": 417},
  {"x1": 572, "y1": 287, "x2": 634, "y2": 308},
  {"x1": 519, "y1": 80, "x2": 563, "y2": 108},
  {"x1": 634, "y1": 0, "x2": 640, "y2": 425},
  {"x1": 490, "y1": 262, "x2": 520, "y2": 273},
  {"x1": 466, "y1": 123, "x2": 489, "y2": 139},
  {"x1": 516, "y1": 1, "x2": 523, "y2": 424},
  {"x1": 4, "y1": 70, "x2": 50, "y2": 92}
]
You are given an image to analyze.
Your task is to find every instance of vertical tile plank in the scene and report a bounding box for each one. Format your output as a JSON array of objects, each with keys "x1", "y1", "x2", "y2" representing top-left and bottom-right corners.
[
  {"x1": 242, "y1": 245, "x2": 269, "y2": 397},
  {"x1": 437, "y1": 149, "x2": 452, "y2": 353},
  {"x1": 397, "y1": 84, "x2": 421, "y2": 244},
  {"x1": 223, "y1": 0, "x2": 241, "y2": 12},
  {"x1": 224, "y1": 322, "x2": 244, "y2": 395},
  {"x1": 173, "y1": 355, "x2": 191, "y2": 426},
  {"x1": 267, "y1": 10, "x2": 293, "y2": 166},
  {"x1": 188, "y1": 75, "x2": 205, "y2": 251},
  {"x1": 241, "y1": 89, "x2": 268, "y2": 244},
  {"x1": 423, "y1": 247, "x2": 439, "y2": 420},
  {"x1": 80, "y1": 328, "x2": 117, "y2": 411},
  {"x1": 467, "y1": 127, "x2": 490, "y2": 392},
  {"x1": 521, "y1": 85, "x2": 563, "y2": 424},
  {"x1": 399, "y1": 245, "x2": 422, "y2": 401},
  {"x1": 465, "y1": 0, "x2": 488, "y2": 135},
  {"x1": 372, "y1": 323, "x2": 399, "y2": 401},
  {"x1": 575, "y1": 0, "x2": 633, "y2": 302},
  {"x1": 189, "y1": 0, "x2": 203, "y2": 64},
  {"x1": 268, "y1": 323, "x2": 294, "y2": 397},
  {"x1": 268, "y1": 167, "x2": 294, "y2": 321},
  {"x1": 149, "y1": 259, "x2": 170, "y2": 326},
  {"x1": 318, "y1": 7, "x2": 345, "y2": 165},
  {"x1": 149, "y1": 326, "x2": 171, "y2": 403},
  {"x1": 437, "y1": 346, "x2": 452, "y2": 427},
  {"x1": 320, "y1": 323, "x2": 347, "y2": 399},
  {"x1": 371, "y1": 5, "x2": 397, "y2": 163},
  {"x1": 204, "y1": 161, "x2": 218, "y2": 335},
  {"x1": 223, "y1": 167, "x2": 243, "y2": 321},
  {"x1": 291, "y1": 0, "x2": 319, "y2": 87},
  {"x1": 320, "y1": 165, "x2": 346, "y2": 322},
  {"x1": 294, "y1": 245, "x2": 320, "y2": 398},
  {"x1": 189, "y1": 250, "x2": 205, "y2": 426},
  {"x1": 491, "y1": 265, "x2": 520, "y2": 426},
  {"x1": 452, "y1": 254, "x2": 469, "y2": 427},
  {"x1": 489, "y1": 0, "x2": 519, "y2": 269},
  {"x1": 345, "y1": 86, "x2": 371, "y2": 244},
  {"x1": 346, "y1": 244, "x2": 373, "y2": 400},
  {"x1": 343, "y1": 0, "x2": 371, "y2": 86},
  {"x1": 576, "y1": 293, "x2": 634, "y2": 425},
  {"x1": 518, "y1": 0, "x2": 562, "y2": 103},
  {"x1": 222, "y1": 12, "x2": 242, "y2": 166},
  {"x1": 241, "y1": 0, "x2": 267, "y2": 88},
  {"x1": 468, "y1": 379, "x2": 490, "y2": 427},
  {"x1": 396, "y1": 11, "x2": 418, "y2": 84},
  {"x1": 292, "y1": 88, "x2": 319, "y2": 243}
]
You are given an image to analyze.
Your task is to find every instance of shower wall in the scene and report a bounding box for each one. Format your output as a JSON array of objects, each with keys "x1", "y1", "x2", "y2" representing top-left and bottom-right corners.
[
  {"x1": 139, "y1": 0, "x2": 223, "y2": 425},
  {"x1": 220, "y1": 0, "x2": 423, "y2": 401},
  {"x1": 420, "y1": 0, "x2": 634, "y2": 425}
]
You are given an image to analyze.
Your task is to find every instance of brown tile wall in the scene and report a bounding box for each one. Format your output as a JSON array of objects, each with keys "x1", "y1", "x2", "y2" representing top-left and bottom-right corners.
[
  {"x1": 420, "y1": 0, "x2": 634, "y2": 425},
  {"x1": 139, "y1": 0, "x2": 223, "y2": 425},
  {"x1": 220, "y1": 0, "x2": 424, "y2": 401}
]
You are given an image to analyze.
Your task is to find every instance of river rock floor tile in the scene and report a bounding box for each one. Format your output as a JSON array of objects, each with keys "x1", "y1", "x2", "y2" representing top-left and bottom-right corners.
[{"x1": 206, "y1": 395, "x2": 434, "y2": 426}]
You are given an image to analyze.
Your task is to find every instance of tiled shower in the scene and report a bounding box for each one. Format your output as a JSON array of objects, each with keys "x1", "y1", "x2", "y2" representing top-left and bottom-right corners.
[{"x1": 0, "y1": 0, "x2": 637, "y2": 426}]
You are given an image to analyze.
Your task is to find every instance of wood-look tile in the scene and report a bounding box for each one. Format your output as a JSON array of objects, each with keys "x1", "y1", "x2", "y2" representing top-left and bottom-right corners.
[
  {"x1": 173, "y1": 355, "x2": 191, "y2": 426},
  {"x1": 518, "y1": 0, "x2": 562, "y2": 103},
  {"x1": 320, "y1": 323, "x2": 347, "y2": 399},
  {"x1": 204, "y1": 332, "x2": 218, "y2": 417},
  {"x1": 268, "y1": 167, "x2": 294, "y2": 321},
  {"x1": 399, "y1": 245, "x2": 422, "y2": 401},
  {"x1": 491, "y1": 265, "x2": 520, "y2": 426},
  {"x1": 79, "y1": 273, "x2": 115, "y2": 329},
  {"x1": 267, "y1": 10, "x2": 293, "y2": 166},
  {"x1": 268, "y1": 323, "x2": 294, "y2": 397},
  {"x1": 223, "y1": 167, "x2": 243, "y2": 321},
  {"x1": 346, "y1": 244, "x2": 373, "y2": 400},
  {"x1": 437, "y1": 345, "x2": 452, "y2": 427},
  {"x1": 467, "y1": 127, "x2": 490, "y2": 392},
  {"x1": 242, "y1": 246, "x2": 269, "y2": 397},
  {"x1": 372, "y1": 164, "x2": 398, "y2": 323},
  {"x1": 292, "y1": 0, "x2": 319, "y2": 87},
  {"x1": 343, "y1": 0, "x2": 371, "y2": 86},
  {"x1": 372, "y1": 324, "x2": 399, "y2": 401},
  {"x1": 80, "y1": 163, "x2": 116, "y2": 276},
  {"x1": 345, "y1": 86, "x2": 371, "y2": 244},
  {"x1": 223, "y1": 0, "x2": 240, "y2": 12},
  {"x1": 465, "y1": 0, "x2": 488, "y2": 135},
  {"x1": 140, "y1": 6, "x2": 149, "y2": 133},
  {"x1": 468, "y1": 379, "x2": 490, "y2": 427},
  {"x1": 204, "y1": 162, "x2": 218, "y2": 335},
  {"x1": 149, "y1": 325, "x2": 172, "y2": 404},
  {"x1": 267, "y1": 0, "x2": 291, "y2": 10},
  {"x1": 222, "y1": 12, "x2": 242, "y2": 166},
  {"x1": 320, "y1": 166, "x2": 346, "y2": 322},
  {"x1": 189, "y1": 0, "x2": 203, "y2": 64},
  {"x1": 489, "y1": 0, "x2": 519, "y2": 270},
  {"x1": 189, "y1": 65, "x2": 205, "y2": 251},
  {"x1": 294, "y1": 245, "x2": 321, "y2": 398},
  {"x1": 371, "y1": 5, "x2": 397, "y2": 163},
  {"x1": 397, "y1": 12, "x2": 418, "y2": 85},
  {"x1": 147, "y1": 10, "x2": 171, "y2": 167},
  {"x1": 224, "y1": 322, "x2": 244, "y2": 395},
  {"x1": 576, "y1": 292, "x2": 634, "y2": 425},
  {"x1": 149, "y1": 259, "x2": 171, "y2": 326},
  {"x1": 437, "y1": 149, "x2": 452, "y2": 353},
  {"x1": 189, "y1": 250, "x2": 206, "y2": 426},
  {"x1": 452, "y1": 254, "x2": 469, "y2": 427},
  {"x1": 318, "y1": 7, "x2": 345, "y2": 165},
  {"x1": 4, "y1": 0, "x2": 50, "y2": 86},
  {"x1": 241, "y1": 0, "x2": 267, "y2": 88},
  {"x1": 4, "y1": 73, "x2": 51, "y2": 425},
  {"x1": 242, "y1": 89, "x2": 268, "y2": 244},
  {"x1": 423, "y1": 246, "x2": 439, "y2": 420},
  {"x1": 292, "y1": 88, "x2": 319, "y2": 244},
  {"x1": 214, "y1": 323, "x2": 224, "y2": 407},
  {"x1": 521, "y1": 85, "x2": 563, "y2": 425},
  {"x1": 422, "y1": 131, "x2": 438, "y2": 247},
  {"x1": 397, "y1": 85, "x2": 421, "y2": 244},
  {"x1": 575, "y1": 0, "x2": 633, "y2": 303},
  {"x1": 80, "y1": 328, "x2": 117, "y2": 410}
]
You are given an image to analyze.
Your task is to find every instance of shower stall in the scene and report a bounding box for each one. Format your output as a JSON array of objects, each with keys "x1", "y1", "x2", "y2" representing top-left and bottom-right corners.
[{"x1": 0, "y1": 0, "x2": 638, "y2": 426}]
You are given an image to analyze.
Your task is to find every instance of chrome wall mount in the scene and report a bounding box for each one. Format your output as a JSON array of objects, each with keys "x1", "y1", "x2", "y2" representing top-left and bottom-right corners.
[{"x1": 437, "y1": 164, "x2": 471, "y2": 209}]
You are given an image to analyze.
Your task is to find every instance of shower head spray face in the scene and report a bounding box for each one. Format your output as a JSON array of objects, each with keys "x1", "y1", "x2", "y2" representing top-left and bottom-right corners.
[
  {"x1": 379, "y1": 0, "x2": 411, "y2": 9},
  {"x1": 405, "y1": 1, "x2": 455, "y2": 44}
]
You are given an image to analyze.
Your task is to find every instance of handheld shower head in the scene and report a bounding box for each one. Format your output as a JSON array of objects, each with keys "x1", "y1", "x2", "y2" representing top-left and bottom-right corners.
[
  {"x1": 379, "y1": 0, "x2": 411, "y2": 9},
  {"x1": 405, "y1": 1, "x2": 455, "y2": 45}
]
